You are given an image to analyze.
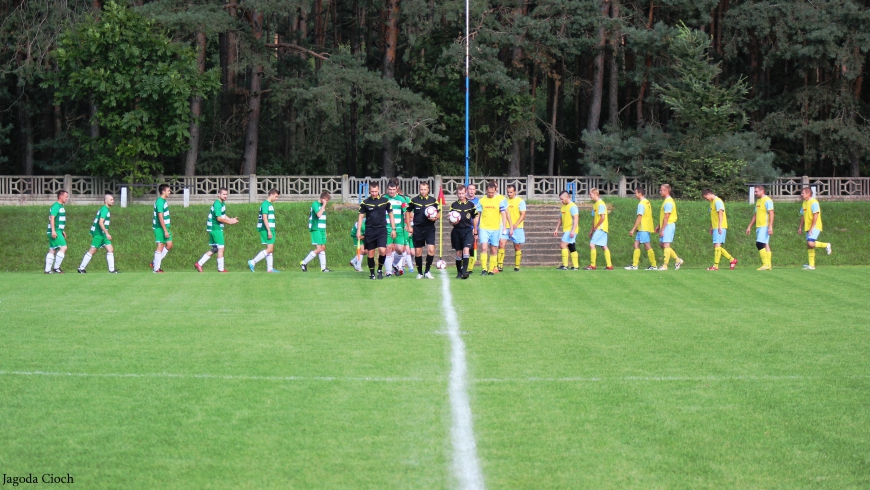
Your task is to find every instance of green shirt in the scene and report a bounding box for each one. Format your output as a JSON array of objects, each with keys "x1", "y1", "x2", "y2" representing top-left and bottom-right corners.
[
  {"x1": 351, "y1": 221, "x2": 366, "y2": 239},
  {"x1": 387, "y1": 194, "x2": 409, "y2": 231},
  {"x1": 46, "y1": 202, "x2": 66, "y2": 236},
  {"x1": 257, "y1": 201, "x2": 275, "y2": 231},
  {"x1": 308, "y1": 201, "x2": 327, "y2": 232},
  {"x1": 90, "y1": 205, "x2": 111, "y2": 237},
  {"x1": 153, "y1": 197, "x2": 170, "y2": 230},
  {"x1": 207, "y1": 199, "x2": 226, "y2": 232}
]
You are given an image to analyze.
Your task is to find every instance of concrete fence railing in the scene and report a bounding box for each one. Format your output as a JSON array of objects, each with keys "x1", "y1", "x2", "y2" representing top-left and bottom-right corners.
[{"x1": 0, "y1": 174, "x2": 867, "y2": 206}]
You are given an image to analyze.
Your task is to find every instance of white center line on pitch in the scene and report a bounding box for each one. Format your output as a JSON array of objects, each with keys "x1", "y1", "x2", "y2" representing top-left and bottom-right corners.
[{"x1": 440, "y1": 270, "x2": 485, "y2": 490}]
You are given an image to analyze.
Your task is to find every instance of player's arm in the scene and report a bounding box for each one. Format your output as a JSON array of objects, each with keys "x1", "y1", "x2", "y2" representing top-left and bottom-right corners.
[
  {"x1": 356, "y1": 213, "x2": 365, "y2": 240},
  {"x1": 717, "y1": 209, "x2": 724, "y2": 234},
  {"x1": 630, "y1": 213, "x2": 642, "y2": 236},
  {"x1": 99, "y1": 216, "x2": 111, "y2": 240},
  {"x1": 218, "y1": 215, "x2": 238, "y2": 225},
  {"x1": 553, "y1": 214, "x2": 561, "y2": 237},
  {"x1": 810, "y1": 211, "x2": 820, "y2": 233},
  {"x1": 158, "y1": 210, "x2": 169, "y2": 238},
  {"x1": 659, "y1": 212, "x2": 670, "y2": 237},
  {"x1": 746, "y1": 213, "x2": 756, "y2": 235},
  {"x1": 405, "y1": 203, "x2": 414, "y2": 234},
  {"x1": 389, "y1": 207, "x2": 397, "y2": 238},
  {"x1": 797, "y1": 212, "x2": 803, "y2": 234},
  {"x1": 49, "y1": 213, "x2": 57, "y2": 239},
  {"x1": 315, "y1": 201, "x2": 327, "y2": 217},
  {"x1": 515, "y1": 209, "x2": 526, "y2": 229},
  {"x1": 571, "y1": 213, "x2": 579, "y2": 237},
  {"x1": 768, "y1": 209, "x2": 774, "y2": 235}
]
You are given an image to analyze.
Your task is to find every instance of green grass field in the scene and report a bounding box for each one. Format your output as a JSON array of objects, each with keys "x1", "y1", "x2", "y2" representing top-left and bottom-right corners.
[{"x1": 2, "y1": 268, "x2": 868, "y2": 488}]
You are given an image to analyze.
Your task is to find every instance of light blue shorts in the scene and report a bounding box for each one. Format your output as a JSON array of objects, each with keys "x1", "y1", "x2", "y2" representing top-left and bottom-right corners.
[
  {"x1": 479, "y1": 228, "x2": 500, "y2": 247},
  {"x1": 561, "y1": 231, "x2": 577, "y2": 244},
  {"x1": 659, "y1": 223, "x2": 676, "y2": 244},
  {"x1": 500, "y1": 228, "x2": 526, "y2": 244},
  {"x1": 712, "y1": 229, "x2": 727, "y2": 244},
  {"x1": 806, "y1": 228, "x2": 821, "y2": 242},
  {"x1": 755, "y1": 227, "x2": 770, "y2": 244},
  {"x1": 590, "y1": 229, "x2": 608, "y2": 247},
  {"x1": 636, "y1": 231, "x2": 651, "y2": 244}
]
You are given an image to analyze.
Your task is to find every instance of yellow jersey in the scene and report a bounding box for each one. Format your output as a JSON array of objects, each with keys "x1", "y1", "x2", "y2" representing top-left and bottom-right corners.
[
  {"x1": 506, "y1": 197, "x2": 526, "y2": 229},
  {"x1": 561, "y1": 202, "x2": 579, "y2": 232},
  {"x1": 755, "y1": 196, "x2": 773, "y2": 228},
  {"x1": 592, "y1": 199, "x2": 609, "y2": 233},
  {"x1": 637, "y1": 198, "x2": 655, "y2": 232},
  {"x1": 801, "y1": 198, "x2": 823, "y2": 231},
  {"x1": 659, "y1": 197, "x2": 678, "y2": 227},
  {"x1": 709, "y1": 196, "x2": 728, "y2": 229},
  {"x1": 477, "y1": 194, "x2": 507, "y2": 230}
]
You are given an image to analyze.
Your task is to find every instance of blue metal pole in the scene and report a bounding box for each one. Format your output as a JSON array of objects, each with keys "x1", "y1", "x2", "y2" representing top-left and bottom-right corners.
[{"x1": 464, "y1": 0, "x2": 470, "y2": 186}]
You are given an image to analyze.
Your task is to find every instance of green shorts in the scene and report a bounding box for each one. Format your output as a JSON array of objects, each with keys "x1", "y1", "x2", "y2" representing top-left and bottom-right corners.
[
  {"x1": 154, "y1": 228, "x2": 173, "y2": 243},
  {"x1": 310, "y1": 230, "x2": 326, "y2": 245},
  {"x1": 259, "y1": 229, "x2": 276, "y2": 245},
  {"x1": 91, "y1": 235, "x2": 111, "y2": 249},
  {"x1": 209, "y1": 231, "x2": 225, "y2": 247},
  {"x1": 388, "y1": 228, "x2": 408, "y2": 246},
  {"x1": 48, "y1": 234, "x2": 67, "y2": 249}
]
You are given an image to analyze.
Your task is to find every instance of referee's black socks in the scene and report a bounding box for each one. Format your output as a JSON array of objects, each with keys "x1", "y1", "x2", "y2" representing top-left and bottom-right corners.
[
  {"x1": 455, "y1": 258, "x2": 462, "y2": 274},
  {"x1": 415, "y1": 256, "x2": 423, "y2": 275},
  {"x1": 368, "y1": 256, "x2": 376, "y2": 275},
  {"x1": 377, "y1": 254, "x2": 386, "y2": 272},
  {"x1": 425, "y1": 255, "x2": 433, "y2": 273}
]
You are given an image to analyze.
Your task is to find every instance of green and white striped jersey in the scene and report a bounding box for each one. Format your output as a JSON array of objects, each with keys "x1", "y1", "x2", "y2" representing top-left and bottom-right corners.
[
  {"x1": 207, "y1": 199, "x2": 226, "y2": 232},
  {"x1": 90, "y1": 205, "x2": 111, "y2": 237},
  {"x1": 46, "y1": 202, "x2": 66, "y2": 235},
  {"x1": 387, "y1": 194, "x2": 409, "y2": 231},
  {"x1": 257, "y1": 201, "x2": 276, "y2": 230},
  {"x1": 308, "y1": 201, "x2": 327, "y2": 231},
  {"x1": 153, "y1": 197, "x2": 170, "y2": 230}
]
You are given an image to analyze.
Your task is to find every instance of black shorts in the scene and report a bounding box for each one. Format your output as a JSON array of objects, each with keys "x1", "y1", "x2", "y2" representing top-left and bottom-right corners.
[
  {"x1": 451, "y1": 227, "x2": 474, "y2": 251},
  {"x1": 364, "y1": 228, "x2": 387, "y2": 250},
  {"x1": 412, "y1": 226, "x2": 436, "y2": 248}
]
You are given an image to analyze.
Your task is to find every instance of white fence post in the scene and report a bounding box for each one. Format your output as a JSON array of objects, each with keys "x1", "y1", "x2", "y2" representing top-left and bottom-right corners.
[
  {"x1": 748, "y1": 185, "x2": 755, "y2": 204},
  {"x1": 248, "y1": 174, "x2": 257, "y2": 203},
  {"x1": 618, "y1": 175, "x2": 627, "y2": 198},
  {"x1": 341, "y1": 174, "x2": 349, "y2": 202},
  {"x1": 527, "y1": 175, "x2": 534, "y2": 200},
  {"x1": 120, "y1": 186, "x2": 128, "y2": 208},
  {"x1": 183, "y1": 187, "x2": 190, "y2": 208}
]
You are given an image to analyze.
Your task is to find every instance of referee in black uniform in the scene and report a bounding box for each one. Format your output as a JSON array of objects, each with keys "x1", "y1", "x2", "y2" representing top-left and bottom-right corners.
[
  {"x1": 357, "y1": 182, "x2": 395, "y2": 279},
  {"x1": 450, "y1": 184, "x2": 477, "y2": 279},
  {"x1": 406, "y1": 181, "x2": 440, "y2": 279}
]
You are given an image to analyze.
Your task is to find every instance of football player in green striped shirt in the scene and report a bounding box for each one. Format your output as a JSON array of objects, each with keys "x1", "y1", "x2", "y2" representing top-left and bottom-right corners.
[
  {"x1": 151, "y1": 184, "x2": 172, "y2": 273},
  {"x1": 77, "y1": 193, "x2": 119, "y2": 273},
  {"x1": 195, "y1": 187, "x2": 239, "y2": 272},
  {"x1": 45, "y1": 190, "x2": 69, "y2": 274},
  {"x1": 384, "y1": 180, "x2": 409, "y2": 277},
  {"x1": 248, "y1": 188, "x2": 280, "y2": 272},
  {"x1": 300, "y1": 191, "x2": 331, "y2": 272}
]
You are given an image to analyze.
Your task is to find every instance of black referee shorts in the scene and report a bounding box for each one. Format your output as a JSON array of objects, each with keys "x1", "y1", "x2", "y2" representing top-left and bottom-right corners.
[
  {"x1": 451, "y1": 227, "x2": 474, "y2": 251},
  {"x1": 364, "y1": 228, "x2": 387, "y2": 250},
  {"x1": 412, "y1": 226, "x2": 436, "y2": 248}
]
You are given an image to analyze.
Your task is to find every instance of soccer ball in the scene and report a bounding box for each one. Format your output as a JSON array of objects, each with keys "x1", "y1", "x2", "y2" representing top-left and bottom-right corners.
[
  {"x1": 435, "y1": 259, "x2": 447, "y2": 270},
  {"x1": 425, "y1": 206, "x2": 438, "y2": 220},
  {"x1": 448, "y1": 210, "x2": 461, "y2": 224}
]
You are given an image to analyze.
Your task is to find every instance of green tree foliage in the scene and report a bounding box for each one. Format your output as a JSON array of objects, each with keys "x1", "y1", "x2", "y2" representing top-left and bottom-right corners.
[{"x1": 42, "y1": 1, "x2": 219, "y2": 180}]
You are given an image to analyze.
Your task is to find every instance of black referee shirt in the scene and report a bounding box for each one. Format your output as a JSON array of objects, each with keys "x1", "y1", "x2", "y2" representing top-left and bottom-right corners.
[
  {"x1": 407, "y1": 195, "x2": 440, "y2": 227},
  {"x1": 450, "y1": 200, "x2": 477, "y2": 228},
  {"x1": 358, "y1": 196, "x2": 391, "y2": 230}
]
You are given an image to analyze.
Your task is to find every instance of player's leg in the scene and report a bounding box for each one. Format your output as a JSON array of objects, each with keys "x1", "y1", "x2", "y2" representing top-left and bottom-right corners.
[
  {"x1": 513, "y1": 241, "x2": 523, "y2": 271},
  {"x1": 631, "y1": 240, "x2": 641, "y2": 268},
  {"x1": 45, "y1": 248, "x2": 56, "y2": 273},
  {"x1": 478, "y1": 230, "x2": 489, "y2": 275},
  {"x1": 52, "y1": 244, "x2": 67, "y2": 273},
  {"x1": 645, "y1": 242, "x2": 657, "y2": 269},
  {"x1": 104, "y1": 244, "x2": 117, "y2": 272},
  {"x1": 559, "y1": 241, "x2": 569, "y2": 269},
  {"x1": 488, "y1": 243, "x2": 498, "y2": 273},
  {"x1": 153, "y1": 239, "x2": 166, "y2": 272},
  {"x1": 315, "y1": 244, "x2": 329, "y2": 271},
  {"x1": 384, "y1": 242, "x2": 395, "y2": 276},
  {"x1": 264, "y1": 243, "x2": 277, "y2": 272},
  {"x1": 424, "y1": 242, "x2": 436, "y2": 277},
  {"x1": 468, "y1": 242, "x2": 477, "y2": 272},
  {"x1": 78, "y1": 244, "x2": 98, "y2": 273},
  {"x1": 588, "y1": 242, "x2": 597, "y2": 269},
  {"x1": 301, "y1": 234, "x2": 318, "y2": 271},
  {"x1": 497, "y1": 236, "x2": 507, "y2": 271}
]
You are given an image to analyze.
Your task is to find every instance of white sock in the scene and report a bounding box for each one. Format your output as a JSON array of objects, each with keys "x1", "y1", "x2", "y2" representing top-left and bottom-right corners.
[
  {"x1": 45, "y1": 252, "x2": 55, "y2": 272},
  {"x1": 404, "y1": 252, "x2": 413, "y2": 269},
  {"x1": 252, "y1": 250, "x2": 267, "y2": 264},
  {"x1": 318, "y1": 252, "x2": 326, "y2": 270},
  {"x1": 54, "y1": 252, "x2": 65, "y2": 269},
  {"x1": 385, "y1": 254, "x2": 394, "y2": 273},
  {"x1": 198, "y1": 254, "x2": 210, "y2": 266},
  {"x1": 153, "y1": 251, "x2": 163, "y2": 271},
  {"x1": 160, "y1": 248, "x2": 169, "y2": 259},
  {"x1": 217, "y1": 257, "x2": 224, "y2": 271},
  {"x1": 302, "y1": 251, "x2": 316, "y2": 265},
  {"x1": 79, "y1": 252, "x2": 93, "y2": 270},
  {"x1": 350, "y1": 256, "x2": 358, "y2": 266},
  {"x1": 106, "y1": 253, "x2": 115, "y2": 272},
  {"x1": 266, "y1": 253, "x2": 274, "y2": 271}
]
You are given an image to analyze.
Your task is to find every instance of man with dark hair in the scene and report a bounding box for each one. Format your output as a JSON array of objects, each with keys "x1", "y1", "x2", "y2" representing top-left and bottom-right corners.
[
  {"x1": 45, "y1": 190, "x2": 69, "y2": 273},
  {"x1": 450, "y1": 185, "x2": 477, "y2": 279},
  {"x1": 499, "y1": 184, "x2": 526, "y2": 271},
  {"x1": 151, "y1": 184, "x2": 172, "y2": 273},
  {"x1": 475, "y1": 181, "x2": 509, "y2": 275},
  {"x1": 300, "y1": 191, "x2": 332, "y2": 272},
  {"x1": 357, "y1": 183, "x2": 395, "y2": 279},
  {"x1": 248, "y1": 189, "x2": 281, "y2": 272},
  {"x1": 195, "y1": 187, "x2": 238, "y2": 272},
  {"x1": 745, "y1": 185, "x2": 775, "y2": 270},
  {"x1": 626, "y1": 187, "x2": 657, "y2": 270},
  {"x1": 78, "y1": 193, "x2": 120, "y2": 273},
  {"x1": 553, "y1": 190, "x2": 579, "y2": 270},
  {"x1": 383, "y1": 179, "x2": 409, "y2": 277},
  {"x1": 406, "y1": 181, "x2": 440, "y2": 279}
]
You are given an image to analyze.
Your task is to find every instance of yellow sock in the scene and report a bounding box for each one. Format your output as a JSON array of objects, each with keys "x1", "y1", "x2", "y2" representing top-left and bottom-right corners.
[
  {"x1": 815, "y1": 241, "x2": 829, "y2": 248},
  {"x1": 714, "y1": 248, "x2": 722, "y2": 266},
  {"x1": 515, "y1": 250, "x2": 522, "y2": 268},
  {"x1": 720, "y1": 248, "x2": 733, "y2": 261},
  {"x1": 468, "y1": 254, "x2": 476, "y2": 272},
  {"x1": 632, "y1": 249, "x2": 641, "y2": 267},
  {"x1": 497, "y1": 249, "x2": 505, "y2": 268},
  {"x1": 663, "y1": 248, "x2": 671, "y2": 266},
  {"x1": 647, "y1": 249, "x2": 657, "y2": 267},
  {"x1": 808, "y1": 248, "x2": 815, "y2": 267},
  {"x1": 766, "y1": 250, "x2": 772, "y2": 268},
  {"x1": 561, "y1": 249, "x2": 569, "y2": 267},
  {"x1": 571, "y1": 251, "x2": 579, "y2": 268},
  {"x1": 590, "y1": 249, "x2": 597, "y2": 266},
  {"x1": 604, "y1": 249, "x2": 612, "y2": 268},
  {"x1": 758, "y1": 249, "x2": 765, "y2": 266},
  {"x1": 671, "y1": 249, "x2": 680, "y2": 261},
  {"x1": 480, "y1": 253, "x2": 488, "y2": 271}
]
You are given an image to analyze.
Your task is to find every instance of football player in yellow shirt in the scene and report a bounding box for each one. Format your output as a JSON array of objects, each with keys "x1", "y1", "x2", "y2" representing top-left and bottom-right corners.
[
  {"x1": 701, "y1": 189, "x2": 737, "y2": 270},
  {"x1": 474, "y1": 181, "x2": 511, "y2": 275},
  {"x1": 745, "y1": 185, "x2": 774, "y2": 270},
  {"x1": 553, "y1": 190, "x2": 580, "y2": 270},
  {"x1": 626, "y1": 187, "x2": 658, "y2": 270},
  {"x1": 585, "y1": 188, "x2": 612, "y2": 270},
  {"x1": 498, "y1": 184, "x2": 526, "y2": 271},
  {"x1": 655, "y1": 184, "x2": 684, "y2": 270},
  {"x1": 797, "y1": 187, "x2": 831, "y2": 269}
]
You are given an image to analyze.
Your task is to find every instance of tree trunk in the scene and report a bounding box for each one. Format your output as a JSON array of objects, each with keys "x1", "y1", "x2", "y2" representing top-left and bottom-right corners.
[
  {"x1": 242, "y1": 12, "x2": 264, "y2": 175},
  {"x1": 587, "y1": 0, "x2": 609, "y2": 132},
  {"x1": 18, "y1": 91, "x2": 33, "y2": 175},
  {"x1": 636, "y1": 0, "x2": 654, "y2": 128},
  {"x1": 185, "y1": 31, "x2": 207, "y2": 176},
  {"x1": 529, "y1": 68, "x2": 537, "y2": 175},
  {"x1": 381, "y1": 0, "x2": 401, "y2": 177},
  {"x1": 607, "y1": 0, "x2": 620, "y2": 129},
  {"x1": 225, "y1": 0, "x2": 239, "y2": 92},
  {"x1": 548, "y1": 74, "x2": 560, "y2": 176},
  {"x1": 314, "y1": 0, "x2": 325, "y2": 70}
]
